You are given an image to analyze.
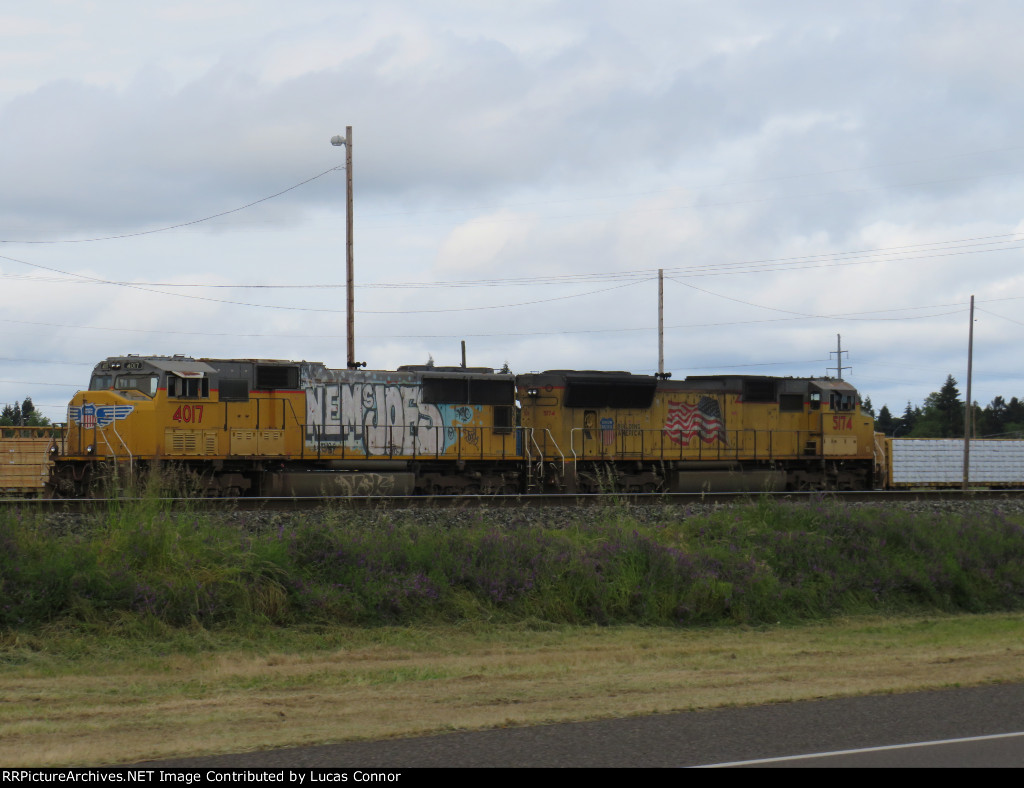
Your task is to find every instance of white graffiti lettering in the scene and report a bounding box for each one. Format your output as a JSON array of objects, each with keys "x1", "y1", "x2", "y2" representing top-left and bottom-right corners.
[{"x1": 306, "y1": 383, "x2": 446, "y2": 455}]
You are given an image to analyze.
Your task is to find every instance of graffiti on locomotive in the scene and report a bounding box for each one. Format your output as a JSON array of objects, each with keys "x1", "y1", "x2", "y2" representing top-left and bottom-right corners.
[{"x1": 305, "y1": 381, "x2": 478, "y2": 455}]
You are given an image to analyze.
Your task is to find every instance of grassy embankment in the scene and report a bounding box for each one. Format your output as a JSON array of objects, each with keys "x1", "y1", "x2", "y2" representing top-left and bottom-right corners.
[
  {"x1": 2, "y1": 494, "x2": 1023, "y2": 765},
  {"x1": 6, "y1": 495, "x2": 1024, "y2": 630}
]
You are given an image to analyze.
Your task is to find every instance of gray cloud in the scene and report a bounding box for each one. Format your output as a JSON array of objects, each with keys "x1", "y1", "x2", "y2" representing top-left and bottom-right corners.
[{"x1": 2, "y1": 1, "x2": 1024, "y2": 420}]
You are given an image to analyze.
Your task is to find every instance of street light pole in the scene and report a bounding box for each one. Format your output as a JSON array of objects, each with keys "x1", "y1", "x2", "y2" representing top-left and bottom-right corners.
[{"x1": 331, "y1": 126, "x2": 362, "y2": 369}]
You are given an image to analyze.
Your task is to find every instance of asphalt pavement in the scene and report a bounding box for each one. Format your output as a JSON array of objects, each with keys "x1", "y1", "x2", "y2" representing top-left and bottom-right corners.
[{"x1": 138, "y1": 682, "x2": 1024, "y2": 768}]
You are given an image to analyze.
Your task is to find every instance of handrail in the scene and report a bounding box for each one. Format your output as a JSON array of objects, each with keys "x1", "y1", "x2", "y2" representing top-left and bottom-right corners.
[
  {"x1": 97, "y1": 428, "x2": 116, "y2": 461},
  {"x1": 278, "y1": 396, "x2": 303, "y2": 457},
  {"x1": 527, "y1": 428, "x2": 542, "y2": 462},
  {"x1": 536, "y1": 428, "x2": 566, "y2": 476},
  {"x1": 109, "y1": 421, "x2": 134, "y2": 475}
]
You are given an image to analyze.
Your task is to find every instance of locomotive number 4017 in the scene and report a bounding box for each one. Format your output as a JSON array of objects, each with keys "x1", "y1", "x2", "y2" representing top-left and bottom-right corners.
[{"x1": 172, "y1": 405, "x2": 205, "y2": 423}]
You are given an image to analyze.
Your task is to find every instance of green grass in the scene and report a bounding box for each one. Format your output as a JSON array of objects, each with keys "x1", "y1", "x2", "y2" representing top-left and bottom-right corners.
[{"x1": 2, "y1": 496, "x2": 1023, "y2": 634}]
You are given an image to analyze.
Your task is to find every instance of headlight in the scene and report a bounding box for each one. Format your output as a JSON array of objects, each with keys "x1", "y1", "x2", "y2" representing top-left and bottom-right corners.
[{"x1": 85, "y1": 444, "x2": 95, "y2": 456}]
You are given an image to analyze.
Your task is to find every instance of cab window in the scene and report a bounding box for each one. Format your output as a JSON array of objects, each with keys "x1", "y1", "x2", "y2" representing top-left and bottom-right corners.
[
  {"x1": 115, "y1": 375, "x2": 158, "y2": 397},
  {"x1": 828, "y1": 392, "x2": 855, "y2": 411},
  {"x1": 168, "y1": 375, "x2": 209, "y2": 398},
  {"x1": 90, "y1": 375, "x2": 113, "y2": 391}
]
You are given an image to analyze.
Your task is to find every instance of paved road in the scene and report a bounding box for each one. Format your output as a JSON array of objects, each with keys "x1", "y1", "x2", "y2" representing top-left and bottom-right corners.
[{"x1": 141, "y1": 683, "x2": 1024, "y2": 768}]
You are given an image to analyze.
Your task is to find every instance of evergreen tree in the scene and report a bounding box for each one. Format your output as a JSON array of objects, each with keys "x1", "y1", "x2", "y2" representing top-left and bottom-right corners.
[
  {"x1": 978, "y1": 396, "x2": 1008, "y2": 436},
  {"x1": 995, "y1": 397, "x2": 1024, "y2": 437},
  {"x1": 897, "y1": 401, "x2": 917, "y2": 436},
  {"x1": 911, "y1": 375, "x2": 962, "y2": 437},
  {"x1": 1005, "y1": 397, "x2": 1024, "y2": 436},
  {"x1": 0, "y1": 398, "x2": 50, "y2": 427},
  {"x1": 936, "y1": 375, "x2": 963, "y2": 437},
  {"x1": 861, "y1": 396, "x2": 875, "y2": 418},
  {"x1": 875, "y1": 404, "x2": 894, "y2": 435},
  {"x1": 884, "y1": 386, "x2": 1024, "y2": 440}
]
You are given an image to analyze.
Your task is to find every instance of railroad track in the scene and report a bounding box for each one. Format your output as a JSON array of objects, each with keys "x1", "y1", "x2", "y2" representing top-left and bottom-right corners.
[{"x1": 3, "y1": 488, "x2": 1024, "y2": 514}]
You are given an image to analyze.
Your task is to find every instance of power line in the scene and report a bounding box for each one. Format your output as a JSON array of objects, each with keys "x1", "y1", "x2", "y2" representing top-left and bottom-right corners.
[
  {"x1": 686, "y1": 359, "x2": 830, "y2": 370},
  {"x1": 356, "y1": 280, "x2": 648, "y2": 314},
  {"x1": 0, "y1": 249, "x2": 653, "y2": 315},
  {"x1": 0, "y1": 357, "x2": 91, "y2": 366},
  {"x1": 1, "y1": 214, "x2": 1020, "y2": 321},
  {"x1": 7, "y1": 142, "x2": 1024, "y2": 245},
  {"x1": 356, "y1": 167, "x2": 1024, "y2": 232},
  {"x1": 0, "y1": 295, "x2": 983, "y2": 347},
  {"x1": 0, "y1": 379, "x2": 82, "y2": 388},
  {"x1": 339, "y1": 144, "x2": 1024, "y2": 223},
  {"x1": 3, "y1": 230, "x2": 1021, "y2": 292},
  {"x1": 0, "y1": 167, "x2": 342, "y2": 244},
  {"x1": 665, "y1": 277, "x2": 970, "y2": 321},
  {"x1": 976, "y1": 307, "x2": 1024, "y2": 326}
]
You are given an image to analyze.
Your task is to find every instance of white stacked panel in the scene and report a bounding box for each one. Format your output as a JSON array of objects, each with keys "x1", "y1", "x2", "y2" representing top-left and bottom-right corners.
[{"x1": 890, "y1": 439, "x2": 1024, "y2": 485}]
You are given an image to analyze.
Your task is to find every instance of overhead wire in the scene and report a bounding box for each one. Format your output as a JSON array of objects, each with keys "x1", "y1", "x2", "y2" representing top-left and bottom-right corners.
[
  {"x1": 319, "y1": 144, "x2": 1024, "y2": 225},
  {"x1": 0, "y1": 148, "x2": 1020, "y2": 321},
  {"x1": 2, "y1": 230, "x2": 1021, "y2": 293},
  {"x1": 0, "y1": 379, "x2": 83, "y2": 388},
  {"x1": 3, "y1": 147, "x2": 1022, "y2": 419},
  {"x1": 0, "y1": 166, "x2": 342, "y2": 244},
  {"x1": 5, "y1": 142, "x2": 1024, "y2": 245},
  {"x1": 355, "y1": 166, "x2": 1024, "y2": 232},
  {"x1": 0, "y1": 249, "x2": 652, "y2": 314},
  {"x1": 975, "y1": 307, "x2": 1024, "y2": 326},
  {"x1": 0, "y1": 294, "x2": 982, "y2": 345},
  {"x1": 665, "y1": 277, "x2": 970, "y2": 321}
]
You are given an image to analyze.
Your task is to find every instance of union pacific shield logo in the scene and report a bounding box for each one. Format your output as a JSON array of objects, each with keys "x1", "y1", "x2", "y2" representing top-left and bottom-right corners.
[{"x1": 69, "y1": 403, "x2": 134, "y2": 428}]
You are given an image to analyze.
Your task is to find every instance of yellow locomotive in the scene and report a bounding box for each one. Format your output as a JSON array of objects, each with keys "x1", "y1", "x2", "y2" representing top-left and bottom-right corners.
[
  {"x1": 49, "y1": 355, "x2": 878, "y2": 495},
  {"x1": 518, "y1": 371, "x2": 877, "y2": 492},
  {"x1": 53, "y1": 356, "x2": 519, "y2": 496}
]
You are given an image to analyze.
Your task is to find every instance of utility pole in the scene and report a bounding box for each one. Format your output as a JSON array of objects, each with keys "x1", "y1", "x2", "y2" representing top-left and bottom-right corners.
[
  {"x1": 655, "y1": 269, "x2": 671, "y2": 379},
  {"x1": 331, "y1": 126, "x2": 363, "y2": 369},
  {"x1": 963, "y1": 295, "x2": 975, "y2": 491},
  {"x1": 828, "y1": 334, "x2": 851, "y2": 380},
  {"x1": 658, "y1": 269, "x2": 664, "y2": 378}
]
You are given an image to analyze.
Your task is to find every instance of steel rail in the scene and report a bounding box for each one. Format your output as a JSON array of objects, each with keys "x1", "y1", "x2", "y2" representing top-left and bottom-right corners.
[{"x1": 3, "y1": 488, "x2": 1024, "y2": 514}]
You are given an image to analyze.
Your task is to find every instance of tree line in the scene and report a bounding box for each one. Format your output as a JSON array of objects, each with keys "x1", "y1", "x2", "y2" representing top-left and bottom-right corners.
[
  {"x1": 867, "y1": 375, "x2": 1024, "y2": 439},
  {"x1": 0, "y1": 397, "x2": 51, "y2": 427}
]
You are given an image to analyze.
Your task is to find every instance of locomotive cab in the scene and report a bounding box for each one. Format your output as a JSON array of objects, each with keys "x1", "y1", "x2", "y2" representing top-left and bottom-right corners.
[{"x1": 54, "y1": 356, "x2": 220, "y2": 495}]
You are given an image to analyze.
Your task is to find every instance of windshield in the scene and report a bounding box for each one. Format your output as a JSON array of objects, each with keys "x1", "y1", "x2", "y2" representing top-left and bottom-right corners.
[{"x1": 115, "y1": 374, "x2": 158, "y2": 397}]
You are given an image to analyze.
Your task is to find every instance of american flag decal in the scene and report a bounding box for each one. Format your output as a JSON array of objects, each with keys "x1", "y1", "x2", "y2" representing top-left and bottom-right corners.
[{"x1": 663, "y1": 397, "x2": 726, "y2": 445}]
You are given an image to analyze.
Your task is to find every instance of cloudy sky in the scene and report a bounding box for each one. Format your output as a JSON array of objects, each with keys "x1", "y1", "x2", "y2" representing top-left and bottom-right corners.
[{"x1": 3, "y1": 1, "x2": 1024, "y2": 424}]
